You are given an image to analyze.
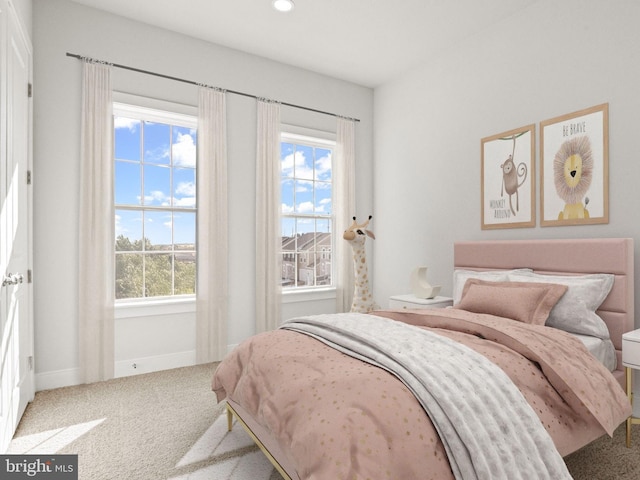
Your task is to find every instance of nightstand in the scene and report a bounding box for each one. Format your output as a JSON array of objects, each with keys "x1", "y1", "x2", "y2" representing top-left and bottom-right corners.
[
  {"x1": 388, "y1": 294, "x2": 453, "y2": 310},
  {"x1": 622, "y1": 329, "x2": 640, "y2": 447}
]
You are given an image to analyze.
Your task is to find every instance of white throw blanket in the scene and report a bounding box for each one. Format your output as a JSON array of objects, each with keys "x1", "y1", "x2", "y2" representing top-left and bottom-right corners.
[{"x1": 281, "y1": 313, "x2": 572, "y2": 480}]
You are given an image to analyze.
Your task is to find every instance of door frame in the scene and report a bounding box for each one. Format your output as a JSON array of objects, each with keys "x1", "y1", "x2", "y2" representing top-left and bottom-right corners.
[{"x1": 0, "y1": 0, "x2": 34, "y2": 454}]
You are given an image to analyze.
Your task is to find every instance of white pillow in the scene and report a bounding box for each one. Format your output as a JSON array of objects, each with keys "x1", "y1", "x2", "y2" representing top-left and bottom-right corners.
[
  {"x1": 507, "y1": 271, "x2": 614, "y2": 339},
  {"x1": 452, "y1": 268, "x2": 532, "y2": 305}
]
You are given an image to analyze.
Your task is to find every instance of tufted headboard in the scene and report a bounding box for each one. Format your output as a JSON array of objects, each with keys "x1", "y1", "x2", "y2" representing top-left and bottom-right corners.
[{"x1": 454, "y1": 238, "x2": 634, "y2": 388}]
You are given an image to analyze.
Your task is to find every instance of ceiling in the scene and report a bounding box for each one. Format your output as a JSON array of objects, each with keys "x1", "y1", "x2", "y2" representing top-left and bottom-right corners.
[{"x1": 70, "y1": 0, "x2": 538, "y2": 88}]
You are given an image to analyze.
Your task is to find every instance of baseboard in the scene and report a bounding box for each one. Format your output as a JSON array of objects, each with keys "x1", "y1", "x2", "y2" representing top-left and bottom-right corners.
[
  {"x1": 35, "y1": 368, "x2": 82, "y2": 392},
  {"x1": 35, "y1": 345, "x2": 239, "y2": 392},
  {"x1": 114, "y1": 350, "x2": 197, "y2": 378}
]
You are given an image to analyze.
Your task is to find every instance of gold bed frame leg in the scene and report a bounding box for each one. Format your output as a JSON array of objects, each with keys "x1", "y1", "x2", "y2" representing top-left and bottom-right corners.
[
  {"x1": 227, "y1": 403, "x2": 234, "y2": 432},
  {"x1": 627, "y1": 367, "x2": 632, "y2": 448},
  {"x1": 225, "y1": 402, "x2": 293, "y2": 480}
]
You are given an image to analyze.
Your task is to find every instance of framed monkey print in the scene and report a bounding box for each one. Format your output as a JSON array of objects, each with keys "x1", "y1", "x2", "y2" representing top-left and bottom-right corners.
[
  {"x1": 481, "y1": 124, "x2": 535, "y2": 230},
  {"x1": 540, "y1": 103, "x2": 609, "y2": 226}
]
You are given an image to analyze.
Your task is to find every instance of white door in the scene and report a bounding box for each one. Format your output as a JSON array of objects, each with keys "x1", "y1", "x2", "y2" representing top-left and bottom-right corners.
[{"x1": 0, "y1": 1, "x2": 33, "y2": 454}]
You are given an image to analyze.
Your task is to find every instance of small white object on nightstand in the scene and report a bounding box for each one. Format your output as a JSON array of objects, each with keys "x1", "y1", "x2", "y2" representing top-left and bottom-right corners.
[
  {"x1": 409, "y1": 266, "x2": 441, "y2": 299},
  {"x1": 389, "y1": 294, "x2": 453, "y2": 310},
  {"x1": 622, "y1": 329, "x2": 640, "y2": 447}
]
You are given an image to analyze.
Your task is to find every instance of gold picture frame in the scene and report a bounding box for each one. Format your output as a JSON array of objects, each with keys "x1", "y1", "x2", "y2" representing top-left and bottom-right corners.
[
  {"x1": 540, "y1": 103, "x2": 609, "y2": 226},
  {"x1": 481, "y1": 124, "x2": 535, "y2": 230}
]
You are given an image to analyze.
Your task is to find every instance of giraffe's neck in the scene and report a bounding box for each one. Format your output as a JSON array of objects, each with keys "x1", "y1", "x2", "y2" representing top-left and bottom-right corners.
[
  {"x1": 348, "y1": 237, "x2": 375, "y2": 312},
  {"x1": 351, "y1": 241, "x2": 369, "y2": 280}
]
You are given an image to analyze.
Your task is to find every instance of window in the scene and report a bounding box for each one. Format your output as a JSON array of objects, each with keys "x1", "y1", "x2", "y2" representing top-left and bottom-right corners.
[
  {"x1": 113, "y1": 103, "x2": 197, "y2": 301},
  {"x1": 280, "y1": 130, "x2": 335, "y2": 290}
]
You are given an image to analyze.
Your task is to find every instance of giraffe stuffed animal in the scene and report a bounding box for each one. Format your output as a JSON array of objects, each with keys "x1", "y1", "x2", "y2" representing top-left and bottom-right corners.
[{"x1": 343, "y1": 215, "x2": 379, "y2": 313}]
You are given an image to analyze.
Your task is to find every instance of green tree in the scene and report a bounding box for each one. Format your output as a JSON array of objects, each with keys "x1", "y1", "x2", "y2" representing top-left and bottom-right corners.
[
  {"x1": 175, "y1": 254, "x2": 196, "y2": 294},
  {"x1": 115, "y1": 252, "x2": 143, "y2": 299},
  {"x1": 145, "y1": 253, "x2": 172, "y2": 297},
  {"x1": 115, "y1": 235, "x2": 196, "y2": 299}
]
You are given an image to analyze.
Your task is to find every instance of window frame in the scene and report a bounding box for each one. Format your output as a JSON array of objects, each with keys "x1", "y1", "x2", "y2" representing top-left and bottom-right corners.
[
  {"x1": 280, "y1": 125, "x2": 337, "y2": 297},
  {"x1": 113, "y1": 95, "x2": 198, "y2": 307}
]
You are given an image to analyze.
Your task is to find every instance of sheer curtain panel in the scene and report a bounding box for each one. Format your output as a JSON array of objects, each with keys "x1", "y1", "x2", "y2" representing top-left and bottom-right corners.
[
  {"x1": 196, "y1": 87, "x2": 229, "y2": 363},
  {"x1": 335, "y1": 117, "x2": 356, "y2": 312},
  {"x1": 78, "y1": 61, "x2": 115, "y2": 383},
  {"x1": 255, "y1": 100, "x2": 282, "y2": 333}
]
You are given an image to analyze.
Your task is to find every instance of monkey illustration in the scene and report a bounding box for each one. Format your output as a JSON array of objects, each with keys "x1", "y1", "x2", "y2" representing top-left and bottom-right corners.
[{"x1": 500, "y1": 154, "x2": 528, "y2": 216}]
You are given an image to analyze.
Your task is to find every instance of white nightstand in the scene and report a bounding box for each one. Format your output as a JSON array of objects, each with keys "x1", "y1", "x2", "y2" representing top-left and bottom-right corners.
[
  {"x1": 622, "y1": 329, "x2": 640, "y2": 447},
  {"x1": 389, "y1": 294, "x2": 453, "y2": 310}
]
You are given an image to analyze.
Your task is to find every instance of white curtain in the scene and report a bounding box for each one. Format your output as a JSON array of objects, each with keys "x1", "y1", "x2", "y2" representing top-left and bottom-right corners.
[
  {"x1": 335, "y1": 117, "x2": 357, "y2": 313},
  {"x1": 255, "y1": 99, "x2": 282, "y2": 333},
  {"x1": 78, "y1": 61, "x2": 114, "y2": 383},
  {"x1": 196, "y1": 87, "x2": 228, "y2": 363}
]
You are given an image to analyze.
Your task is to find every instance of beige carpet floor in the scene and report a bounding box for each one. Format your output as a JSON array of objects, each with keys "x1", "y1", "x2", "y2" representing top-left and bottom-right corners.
[
  {"x1": 9, "y1": 363, "x2": 280, "y2": 479},
  {"x1": 565, "y1": 423, "x2": 640, "y2": 479},
  {"x1": 8, "y1": 363, "x2": 640, "y2": 479}
]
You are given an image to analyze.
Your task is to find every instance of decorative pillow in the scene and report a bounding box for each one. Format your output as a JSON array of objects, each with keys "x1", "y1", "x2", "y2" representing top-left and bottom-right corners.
[
  {"x1": 507, "y1": 271, "x2": 614, "y2": 339},
  {"x1": 454, "y1": 279, "x2": 568, "y2": 325},
  {"x1": 452, "y1": 268, "x2": 532, "y2": 305}
]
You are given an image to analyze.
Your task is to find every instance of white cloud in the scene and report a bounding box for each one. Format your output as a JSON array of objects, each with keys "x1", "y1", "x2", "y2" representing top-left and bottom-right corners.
[
  {"x1": 315, "y1": 153, "x2": 332, "y2": 178},
  {"x1": 282, "y1": 149, "x2": 332, "y2": 181},
  {"x1": 281, "y1": 151, "x2": 314, "y2": 179},
  {"x1": 173, "y1": 185, "x2": 195, "y2": 206},
  {"x1": 114, "y1": 117, "x2": 138, "y2": 132},
  {"x1": 176, "y1": 181, "x2": 195, "y2": 196},
  {"x1": 174, "y1": 196, "x2": 196, "y2": 207},
  {"x1": 138, "y1": 188, "x2": 195, "y2": 208},
  {"x1": 141, "y1": 190, "x2": 170, "y2": 206},
  {"x1": 296, "y1": 201, "x2": 315, "y2": 213},
  {"x1": 280, "y1": 152, "x2": 296, "y2": 174},
  {"x1": 173, "y1": 133, "x2": 196, "y2": 167},
  {"x1": 282, "y1": 203, "x2": 294, "y2": 213},
  {"x1": 145, "y1": 146, "x2": 170, "y2": 163},
  {"x1": 295, "y1": 181, "x2": 311, "y2": 192}
]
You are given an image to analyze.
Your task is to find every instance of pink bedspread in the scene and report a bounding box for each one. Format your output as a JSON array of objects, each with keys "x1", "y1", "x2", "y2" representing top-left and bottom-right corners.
[{"x1": 212, "y1": 309, "x2": 631, "y2": 480}]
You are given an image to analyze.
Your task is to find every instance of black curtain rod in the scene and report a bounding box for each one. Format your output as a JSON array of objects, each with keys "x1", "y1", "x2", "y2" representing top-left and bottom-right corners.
[{"x1": 66, "y1": 52, "x2": 360, "y2": 122}]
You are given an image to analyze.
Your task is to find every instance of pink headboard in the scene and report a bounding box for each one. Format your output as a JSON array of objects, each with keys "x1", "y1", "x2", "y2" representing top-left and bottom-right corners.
[{"x1": 454, "y1": 238, "x2": 634, "y2": 386}]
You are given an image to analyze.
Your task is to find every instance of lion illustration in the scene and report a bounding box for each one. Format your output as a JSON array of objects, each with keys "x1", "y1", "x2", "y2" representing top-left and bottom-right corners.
[{"x1": 553, "y1": 136, "x2": 593, "y2": 220}]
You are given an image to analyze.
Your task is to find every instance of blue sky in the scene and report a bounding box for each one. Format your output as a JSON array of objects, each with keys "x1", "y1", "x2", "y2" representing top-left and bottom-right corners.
[
  {"x1": 114, "y1": 117, "x2": 196, "y2": 248},
  {"x1": 280, "y1": 142, "x2": 332, "y2": 237},
  {"x1": 115, "y1": 118, "x2": 332, "y2": 245}
]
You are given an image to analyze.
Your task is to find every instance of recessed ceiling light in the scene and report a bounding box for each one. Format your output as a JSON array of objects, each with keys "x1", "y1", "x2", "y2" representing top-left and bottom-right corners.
[{"x1": 272, "y1": 0, "x2": 295, "y2": 13}]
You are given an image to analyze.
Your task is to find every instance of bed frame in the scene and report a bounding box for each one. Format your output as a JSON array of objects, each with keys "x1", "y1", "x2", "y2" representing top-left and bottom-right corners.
[{"x1": 226, "y1": 237, "x2": 634, "y2": 479}]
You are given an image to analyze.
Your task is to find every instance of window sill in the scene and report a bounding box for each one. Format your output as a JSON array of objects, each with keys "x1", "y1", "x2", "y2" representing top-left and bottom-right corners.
[
  {"x1": 282, "y1": 287, "x2": 336, "y2": 304},
  {"x1": 115, "y1": 296, "x2": 196, "y2": 319},
  {"x1": 114, "y1": 289, "x2": 336, "y2": 317}
]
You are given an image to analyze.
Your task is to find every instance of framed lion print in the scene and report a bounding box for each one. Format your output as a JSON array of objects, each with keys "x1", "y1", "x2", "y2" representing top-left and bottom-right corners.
[
  {"x1": 481, "y1": 124, "x2": 535, "y2": 230},
  {"x1": 540, "y1": 103, "x2": 609, "y2": 226}
]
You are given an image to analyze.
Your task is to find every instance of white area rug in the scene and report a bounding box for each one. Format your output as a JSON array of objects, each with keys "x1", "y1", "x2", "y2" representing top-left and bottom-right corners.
[{"x1": 169, "y1": 413, "x2": 277, "y2": 480}]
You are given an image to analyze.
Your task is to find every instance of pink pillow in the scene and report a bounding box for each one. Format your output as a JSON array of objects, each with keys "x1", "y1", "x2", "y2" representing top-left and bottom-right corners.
[{"x1": 454, "y1": 279, "x2": 568, "y2": 325}]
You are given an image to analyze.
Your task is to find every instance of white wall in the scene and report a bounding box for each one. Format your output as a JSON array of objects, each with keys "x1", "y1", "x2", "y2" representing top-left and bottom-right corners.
[
  {"x1": 32, "y1": 0, "x2": 373, "y2": 389},
  {"x1": 373, "y1": 0, "x2": 640, "y2": 316}
]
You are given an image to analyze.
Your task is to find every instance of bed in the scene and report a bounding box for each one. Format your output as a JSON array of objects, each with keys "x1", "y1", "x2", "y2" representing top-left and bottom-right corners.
[{"x1": 212, "y1": 238, "x2": 634, "y2": 480}]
